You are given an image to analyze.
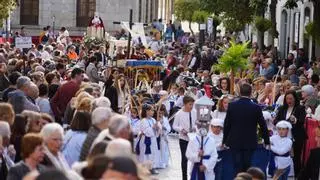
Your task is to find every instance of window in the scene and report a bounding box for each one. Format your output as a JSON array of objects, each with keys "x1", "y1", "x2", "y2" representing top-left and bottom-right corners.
[
  {"x1": 20, "y1": 0, "x2": 39, "y2": 25},
  {"x1": 76, "y1": 0, "x2": 96, "y2": 27}
]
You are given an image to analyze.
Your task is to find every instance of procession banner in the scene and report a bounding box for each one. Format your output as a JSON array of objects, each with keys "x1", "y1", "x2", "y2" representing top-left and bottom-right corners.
[
  {"x1": 121, "y1": 22, "x2": 147, "y2": 47},
  {"x1": 15, "y1": 37, "x2": 32, "y2": 49}
]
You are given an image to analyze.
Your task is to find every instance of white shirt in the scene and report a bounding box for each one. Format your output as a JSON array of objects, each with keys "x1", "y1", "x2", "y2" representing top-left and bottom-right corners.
[
  {"x1": 173, "y1": 109, "x2": 197, "y2": 141},
  {"x1": 188, "y1": 57, "x2": 197, "y2": 69},
  {"x1": 175, "y1": 95, "x2": 184, "y2": 108},
  {"x1": 270, "y1": 135, "x2": 293, "y2": 169}
]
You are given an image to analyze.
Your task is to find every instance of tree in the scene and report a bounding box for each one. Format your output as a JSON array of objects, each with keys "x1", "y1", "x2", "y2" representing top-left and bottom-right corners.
[
  {"x1": 192, "y1": 10, "x2": 209, "y2": 24},
  {"x1": 254, "y1": 16, "x2": 272, "y2": 49},
  {"x1": 0, "y1": 0, "x2": 16, "y2": 27},
  {"x1": 214, "y1": 40, "x2": 252, "y2": 94},
  {"x1": 174, "y1": 0, "x2": 200, "y2": 36}
]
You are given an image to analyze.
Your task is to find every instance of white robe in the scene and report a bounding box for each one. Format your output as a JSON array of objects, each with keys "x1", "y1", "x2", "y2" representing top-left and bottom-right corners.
[
  {"x1": 209, "y1": 132, "x2": 223, "y2": 151},
  {"x1": 154, "y1": 116, "x2": 171, "y2": 168},
  {"x1": 130, "y1": 118, "x2": 141, "y2": 151},
  {"x1": 138, "y1": 118, "x2": 160, "y2": 168},
  {"x1": 186, "y1": 134, "x2": 218, "y2": 180}
]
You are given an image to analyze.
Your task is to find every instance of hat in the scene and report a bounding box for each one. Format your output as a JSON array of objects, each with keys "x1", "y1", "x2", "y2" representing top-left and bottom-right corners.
[
  {"x1": 159, "y1": 90, "x2": 168, "y2": 96},
  {"x1": 210, "y1": 118, "x2": 224, "y2": 127},
  {"x1": 262, "y1": 111, "x2": 272, "y2": 120},
  {"x1": 301, "y1": 85, "x2": 315, "y2": 96},
  {"x1": 276, "y1": 120, "x2": 292, "y2": 129},
  {"x1": 288, "y1": 64, "x2": 297, "y2": 70},
  {"x1": 108, "y1": 157, "x2": 138, "y2": 176}
]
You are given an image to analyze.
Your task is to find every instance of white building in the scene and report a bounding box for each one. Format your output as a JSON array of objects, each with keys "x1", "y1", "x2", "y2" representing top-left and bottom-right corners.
[{"x1": 9, "y1": 0, "x2": 174, "y2": 36}]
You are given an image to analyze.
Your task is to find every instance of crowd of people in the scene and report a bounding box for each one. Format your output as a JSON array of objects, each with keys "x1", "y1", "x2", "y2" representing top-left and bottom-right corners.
[{"x1": 0, "y1": 21, "x2": 319, "y2": 180}]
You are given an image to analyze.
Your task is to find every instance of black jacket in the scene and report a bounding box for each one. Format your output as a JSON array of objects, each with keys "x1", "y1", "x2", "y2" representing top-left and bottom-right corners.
[
  {"x1": 274, "y1": 105, "x2": 307, "y2": 141},
  {"x1": 105, "y1": 85, "x2": 119, "y2": 113},
  {"x1": 298, "y1": 148, "x2": 320, "y2": 180},
  {"x1": 223, "y1": 98, "x2": 270, "y2": 149}
]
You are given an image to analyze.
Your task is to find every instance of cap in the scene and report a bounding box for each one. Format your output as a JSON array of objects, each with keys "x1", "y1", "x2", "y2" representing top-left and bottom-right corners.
[
  {"x1": 276, "y1": 120, "x2": 292, "y2": 129},
  {"x1": 210, "y1": 118, "x2": 224, "y2": 127}
]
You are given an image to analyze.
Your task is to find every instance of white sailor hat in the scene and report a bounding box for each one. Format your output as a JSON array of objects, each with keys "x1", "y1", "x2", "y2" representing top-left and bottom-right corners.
[
  {"x1": 262, "y1": 111, "x2": 272, "y2": 120},
  {"x1": 276, "y1": 120, "x2": 292, "y2": 129},
  {"x1": 210, "y1": 118, "x2": 224, "y2": 127}
]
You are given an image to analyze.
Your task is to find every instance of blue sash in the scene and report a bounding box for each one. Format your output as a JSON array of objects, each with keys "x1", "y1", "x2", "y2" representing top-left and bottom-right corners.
[
  {"x1": 144, "y1": 137, "x2": 152, "y2": 154},
  {"x1": 135, "y1": 136, "x2": 141, "y2": 155},
  {"x1": 157, "y1": 136, "x2": 161, "y2": 150},
  {"x1": 190, "y1": 155, "x2": 211, "y2": 180},
  {"x1": 268, "y1": 151, "x2": 290, "y2": 176}
]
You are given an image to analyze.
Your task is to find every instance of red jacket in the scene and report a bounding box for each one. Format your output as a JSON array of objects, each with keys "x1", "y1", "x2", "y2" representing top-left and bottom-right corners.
[{"x1": 50, "y1": 80, "x2": 80, "y2": 120}]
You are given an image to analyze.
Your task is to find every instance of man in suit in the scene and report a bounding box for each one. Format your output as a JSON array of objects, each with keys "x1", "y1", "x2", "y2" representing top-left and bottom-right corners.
[{"x1": 223, "y1": 83, "x2": 270, "y2": 176}]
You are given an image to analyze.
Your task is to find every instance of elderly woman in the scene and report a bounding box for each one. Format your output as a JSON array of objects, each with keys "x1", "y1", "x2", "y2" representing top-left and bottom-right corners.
[
  {"x1": 21, "y1": 110, "x2": 43, "y2": 133},
  {"x1": 7, "y1": 133, "x2": 46, "y2": 180},
  {"x1": 40, "y1": 123, "x2": 70, "y2": 170}
]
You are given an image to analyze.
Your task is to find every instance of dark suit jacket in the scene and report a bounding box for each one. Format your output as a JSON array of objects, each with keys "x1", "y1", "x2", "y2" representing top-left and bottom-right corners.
[
  {"x1": 274, "y1": 105, "x2": 307, "y2": 142},
  {"x1": 298, "y1": 148, "x2": 320, "y2": 180},
  {"x1": 223, "y1": 97, "x2": 270, "y2": 149}
]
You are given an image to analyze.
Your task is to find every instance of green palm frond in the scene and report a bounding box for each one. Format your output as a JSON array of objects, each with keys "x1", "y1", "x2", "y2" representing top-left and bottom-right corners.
[{"x1": 214, "y1": 40, "x2": 252, "y2": 73}]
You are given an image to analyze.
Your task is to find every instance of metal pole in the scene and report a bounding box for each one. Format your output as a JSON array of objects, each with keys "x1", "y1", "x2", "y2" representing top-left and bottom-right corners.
[
  {"x1": 127, "y1": 9, "x2": 133, "y2": 59},
  {"x1": 5, "y1": 18, "x2": 9, "y2": 41}
]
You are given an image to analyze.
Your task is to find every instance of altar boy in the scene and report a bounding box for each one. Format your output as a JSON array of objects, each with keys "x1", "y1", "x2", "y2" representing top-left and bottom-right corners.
[
  {"x1": 270, "y1": 120, "x2": 293, "y2": 180},
  {"x1": 210, "y1": 118, "x2": 224, "y2": 180},
  {"x1": 186, "y1": 119, "x2": 218, "y2": 180}
]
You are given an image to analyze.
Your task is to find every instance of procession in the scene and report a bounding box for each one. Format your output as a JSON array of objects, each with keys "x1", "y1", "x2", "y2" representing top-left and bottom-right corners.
[{"x1": 1, "y1": 0, "x2": 320, "y2": 179}]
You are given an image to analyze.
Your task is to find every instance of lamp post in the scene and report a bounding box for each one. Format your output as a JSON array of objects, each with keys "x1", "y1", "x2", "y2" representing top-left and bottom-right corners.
[
  {"x1": 52, "y1": 16, "x2": 55, "y2": 38},
  {"x1": 194, "y1": 95, "x2": 214, "y2": 180}
]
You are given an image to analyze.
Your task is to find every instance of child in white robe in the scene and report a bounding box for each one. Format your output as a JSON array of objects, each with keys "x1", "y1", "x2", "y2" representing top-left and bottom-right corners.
[
  {"x1": 270, "y1": 120, "x2": 293, "y2": 180},
  {"x1": 129, "y1": 108, "x2": 141, "y2": 153},
  {"x1": 210, "y1": 118, "x2": 224, "y2": 180},
  {"x1": 137, "y1": 104, "x2": 161, "y2": 174},
  {"x1": 186, "y1": 120, "x2": 218, "y2": 180},
  {"x1": 154, "y1": 104, "x2": 171, "y2": 168}
]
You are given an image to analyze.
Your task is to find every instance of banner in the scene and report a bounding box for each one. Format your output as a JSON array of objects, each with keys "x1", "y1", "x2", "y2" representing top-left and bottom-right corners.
[
  {"x1": 15, "y1": 37, "x2": 32, "y2": 49},
  {"x1": 121, "y1": 22, "x2": 147, "y2": 47}
]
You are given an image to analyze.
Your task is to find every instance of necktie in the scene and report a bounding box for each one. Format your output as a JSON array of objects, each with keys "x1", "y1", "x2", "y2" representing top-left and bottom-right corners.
[{"x1": 189, "y1": 112, "x2": 192, "y2": 132}]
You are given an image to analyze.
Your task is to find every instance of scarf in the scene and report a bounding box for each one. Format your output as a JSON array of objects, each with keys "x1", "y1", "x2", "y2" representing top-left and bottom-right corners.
[{"x1": 44, "y1": 147, "x2": 70, "y2": 171}]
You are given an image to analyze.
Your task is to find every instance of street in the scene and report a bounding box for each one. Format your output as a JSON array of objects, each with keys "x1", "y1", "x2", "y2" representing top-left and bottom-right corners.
[{"x1": 155, "y1": 135, "x2": 294, "y2": 180}]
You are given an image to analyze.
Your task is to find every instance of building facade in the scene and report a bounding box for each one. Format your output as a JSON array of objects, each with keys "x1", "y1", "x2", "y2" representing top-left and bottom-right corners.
[
  {"x1": 9, "y1": 0, "x2": 174, "y2": 36},
  {"x1": 276, "y1": 0, "x2": 316, "y2": 59}
]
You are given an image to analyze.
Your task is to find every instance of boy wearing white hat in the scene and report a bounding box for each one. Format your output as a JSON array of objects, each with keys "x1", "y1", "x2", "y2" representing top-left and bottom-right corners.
[
  {"x1": 270, "y1": 120, "x2": 293, "y2": 180},
  {"x1": 210, "y1": 118, "x2": 224, "y2": 180}
]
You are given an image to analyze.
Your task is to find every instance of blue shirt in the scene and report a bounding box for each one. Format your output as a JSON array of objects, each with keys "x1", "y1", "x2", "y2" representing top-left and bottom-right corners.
[{"x1": 62, "y1": 130, "x2": 87, "y2": 166}]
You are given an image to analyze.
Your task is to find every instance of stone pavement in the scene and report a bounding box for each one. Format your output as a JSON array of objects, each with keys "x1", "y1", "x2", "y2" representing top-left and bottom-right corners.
[{"x1": 155, "y1": 135, "x2": 294, "y2": 180}]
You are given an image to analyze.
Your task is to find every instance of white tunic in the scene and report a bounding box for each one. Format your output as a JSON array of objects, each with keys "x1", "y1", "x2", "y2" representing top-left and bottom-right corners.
[
  {"x1": 209, "y1": 132, "x2": 223, "y2": 151},
  {"x1": 154, "y1": 116, "x2": 171, "y2": 168},
  {"x1": 270, "y1": 135, "x2": 293, "y2": 169},
  {"x1": 138, "y1": 117, "x2": 160, "y2": 168},
  {"x1": 186, "y1": 134, "x2": 218, "y2": 180},
  {"x1": 130, "y1": 118, "x2": 141, "y2": 151}
]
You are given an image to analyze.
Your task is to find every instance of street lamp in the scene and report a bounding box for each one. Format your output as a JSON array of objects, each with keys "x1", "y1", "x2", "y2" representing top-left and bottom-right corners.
[
  {"x1": 52, "y1": 16, "x2": 55, "y2": 38},
  {"x1": 194, "y1": 95, "x2": 214, "y2": 180}
]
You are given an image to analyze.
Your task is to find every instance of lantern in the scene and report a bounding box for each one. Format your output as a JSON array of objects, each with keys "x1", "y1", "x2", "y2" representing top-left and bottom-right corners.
[{"x1": 195, "y1": 95, "x2": 215, "y2": 123}]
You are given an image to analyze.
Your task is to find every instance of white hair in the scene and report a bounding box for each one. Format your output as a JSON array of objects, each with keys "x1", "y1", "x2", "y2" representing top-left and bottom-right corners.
[
  {"x1": 0, "y1": 121, "x2": 11, "y2": 137},
  {"x1": 108, "y1": 114, "x2": 129, "y2": 136},
  {"x1": 40, "y1": 123, "x2": 64, "y2": 141},
  {"x1": 92, "y1": 97, "x2": 111, "y2": 109},
  {"x1": 105, "y1": 138, "x2": 132, "y2": 158},
  {"x1": 91, "y1": 107, "x2": 112, "y2": 125}
]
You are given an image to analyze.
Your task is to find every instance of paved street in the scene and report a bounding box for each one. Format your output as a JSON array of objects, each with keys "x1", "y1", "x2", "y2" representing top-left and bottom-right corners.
[{"x1": 155, "y1": 135, "x2": 294, "y2": 180}]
